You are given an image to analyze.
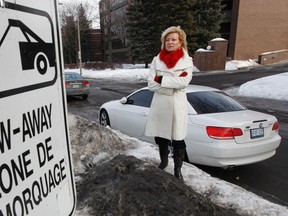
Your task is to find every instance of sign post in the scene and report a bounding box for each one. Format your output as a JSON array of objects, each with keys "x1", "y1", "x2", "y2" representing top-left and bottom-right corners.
[{"x1": 0, "y1": 0, "x2": 76, "y2": 215}]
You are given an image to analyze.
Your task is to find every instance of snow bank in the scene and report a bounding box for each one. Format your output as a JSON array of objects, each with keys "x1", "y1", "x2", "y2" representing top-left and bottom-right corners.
[
  {"x1": 69, "y1": 114, "x2": 288, "y2": 216},
  {"x1": 235, "y1": 72, "x2": 288, "y2": 101}
]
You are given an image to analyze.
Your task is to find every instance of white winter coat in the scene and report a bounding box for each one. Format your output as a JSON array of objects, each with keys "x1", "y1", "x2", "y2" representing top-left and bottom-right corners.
[{"x1": 145, "y1": 49, "x2": 193, "y2": 140}]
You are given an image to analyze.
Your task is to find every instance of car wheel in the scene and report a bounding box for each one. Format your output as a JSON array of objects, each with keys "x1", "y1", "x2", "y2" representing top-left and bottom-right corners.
[
  {"x1": 100, "y1": 109, "x2": 110, "y2": 127},
  {"x1": 82, "y1": 95, "x2": 88, "y2": 99}
]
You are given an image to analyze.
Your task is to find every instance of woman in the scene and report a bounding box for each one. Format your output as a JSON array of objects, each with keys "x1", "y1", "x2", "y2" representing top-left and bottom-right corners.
[{"x1": 145, "y1": 26, "x2": 193, "y2": 181}]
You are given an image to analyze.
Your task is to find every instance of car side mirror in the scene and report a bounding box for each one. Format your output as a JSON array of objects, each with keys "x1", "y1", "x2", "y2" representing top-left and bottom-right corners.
[{"x1": 120, "y1": 97, "x2": 127, "y2": 104}]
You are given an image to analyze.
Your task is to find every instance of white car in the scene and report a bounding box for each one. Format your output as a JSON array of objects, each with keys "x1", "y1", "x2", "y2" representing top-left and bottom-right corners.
[{"x1": 99, "y1": 85, "x2": 281, "y2": 168}]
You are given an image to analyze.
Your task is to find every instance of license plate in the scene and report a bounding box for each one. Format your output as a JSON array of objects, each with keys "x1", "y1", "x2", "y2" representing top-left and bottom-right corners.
[
  {"x1": 250, "y1": 128, "x2": 264, "y2": 139},
  {"x1": 72, "y1": 84, "x2": 81, "y2": 88}
]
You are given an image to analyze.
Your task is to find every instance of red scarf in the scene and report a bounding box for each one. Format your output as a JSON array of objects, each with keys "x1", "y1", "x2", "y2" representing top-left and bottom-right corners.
[{"x1": 159, "y1": 48, "x2": 184, "y2": 69}]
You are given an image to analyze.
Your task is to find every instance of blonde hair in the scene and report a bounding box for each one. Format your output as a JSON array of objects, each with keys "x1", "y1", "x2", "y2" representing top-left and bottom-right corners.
[{"x1": 161, "y1": 26, "x2": 188, "y2": 51}]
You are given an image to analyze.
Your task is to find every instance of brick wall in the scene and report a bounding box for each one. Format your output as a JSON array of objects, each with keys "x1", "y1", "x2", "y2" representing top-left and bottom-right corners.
[
  {"x1": 258, "y1": 49, "x2": 288, "y2": 65},
  {"x1": 229, "y1": 0, "x2": 288, "y2": 60},
  {"x1": 193, "y1": 39, "x2": 228, "y2": 71}
]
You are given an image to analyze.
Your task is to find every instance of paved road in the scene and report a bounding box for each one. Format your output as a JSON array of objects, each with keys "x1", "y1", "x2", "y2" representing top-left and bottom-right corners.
[
  {"x1": 192, "y1": 60, "x2": 288, "y2": 89},
  {"x1": 67, "y1": 61, "x2": 288, "y2": 206},
  {"x1": 66, "y1": 79, "x2": 145, "y2": 122}
]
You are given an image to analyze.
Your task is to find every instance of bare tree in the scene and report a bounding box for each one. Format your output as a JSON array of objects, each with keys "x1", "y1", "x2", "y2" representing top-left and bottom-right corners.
[
  {"x1": 59, "y1": 1, "x2": 97, "y2": 64},
  {"x1": 59, "y1": 1, "x2": 99, "y2": 28}
]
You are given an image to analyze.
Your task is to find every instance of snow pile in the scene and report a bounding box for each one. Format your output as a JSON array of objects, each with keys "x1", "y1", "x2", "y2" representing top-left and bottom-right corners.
[
  {"x1": 211, "y1": 38, "x2": 227, "y2": 42},
  {"x1": 232, "y1": 73, "x2": 288, "y2": 101},
  {"x1": 225, "y1": 59, "x2": 259, "y2": 71},
  {"x1": 196, "y1": 48, "x2": 212, "y2": 52},
  {"x1": 69, "y1": 115, "x2": 288, "y2": 216},
  {"x1": 83, "y1": 68, "x2": 149, "y2": 82}
]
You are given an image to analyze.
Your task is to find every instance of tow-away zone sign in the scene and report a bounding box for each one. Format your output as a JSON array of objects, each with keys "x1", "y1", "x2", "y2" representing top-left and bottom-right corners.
[{"x1": 0, "y1": 1, "x2": 76, "y2": 215}]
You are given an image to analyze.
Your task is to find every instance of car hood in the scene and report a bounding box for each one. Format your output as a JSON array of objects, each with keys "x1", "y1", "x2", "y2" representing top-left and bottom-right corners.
[{"x1": 101, "y1": 99, "x2": 121, "y2": 108}]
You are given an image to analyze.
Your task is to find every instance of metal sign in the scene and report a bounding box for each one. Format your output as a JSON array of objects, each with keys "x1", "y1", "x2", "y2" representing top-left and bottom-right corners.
[{"x1": 0, "y1": 0, "x2": 76, "y2": 215}]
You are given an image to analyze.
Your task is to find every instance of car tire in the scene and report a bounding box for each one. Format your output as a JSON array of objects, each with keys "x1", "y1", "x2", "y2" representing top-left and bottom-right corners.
[
  {"x1": 82, "y1": 95, "x2": 88, "y2": 100},
  {"x1": 100, "y1": 109, "x2": 110, "y2": 127}
]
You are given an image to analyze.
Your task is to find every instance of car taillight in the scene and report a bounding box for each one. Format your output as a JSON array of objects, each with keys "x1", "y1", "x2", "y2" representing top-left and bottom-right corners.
[
  {"x1": 65, "y1": 82, "x2": 70, "y2": 87},
  {"x1": 272, "y1": 121, "x2": 280, "y2": 131},
  {"x1": 206, "y1": 126, "x2": 243, "y2": 140},
  {"x1": 82, "y1": 81, "x2": 89, "y2": 87}
]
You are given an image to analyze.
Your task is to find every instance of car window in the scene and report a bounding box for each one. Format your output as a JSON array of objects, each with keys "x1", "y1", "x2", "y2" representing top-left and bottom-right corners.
[
  {"x1": 64, "y1": 74, "x2": 71, "y2": 80},
  {"x1": 187, "y1": 91, "x2": 246, "y2": 114},
  {"x1": 65, "y1": 73, "x2": 83, "y2": 80},
  {"x1": 127, "y1": 90, "x2": 154, "y2": 108}
]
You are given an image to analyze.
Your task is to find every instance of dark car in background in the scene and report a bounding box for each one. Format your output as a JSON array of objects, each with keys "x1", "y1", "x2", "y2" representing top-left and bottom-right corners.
[{"x1": 64, "y1": 72, "x2": 90, "y2": 99}]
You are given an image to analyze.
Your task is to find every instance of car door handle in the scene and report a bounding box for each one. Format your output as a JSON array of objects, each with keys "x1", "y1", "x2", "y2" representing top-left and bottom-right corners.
[{"x1": 140, "y1": 112, "x2": 147, "y2": 116}]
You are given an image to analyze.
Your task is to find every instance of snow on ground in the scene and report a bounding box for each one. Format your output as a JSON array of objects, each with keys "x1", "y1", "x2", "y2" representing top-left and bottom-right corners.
[
  {"x1": 71, "y1": 116, "x2": 288, "y2": 216},
  {"x1": 124, "y1": 133, "x2": 288, "y2": 216},
  {"x1": 228, "y1": 72, "x2": 288, "y2": 101},
  {"x1": 67, "y1": 60, "x2": 288, "y2": 215},
  {"x1": 66, "y1": 60, "x2": 288, "y2": 102}
]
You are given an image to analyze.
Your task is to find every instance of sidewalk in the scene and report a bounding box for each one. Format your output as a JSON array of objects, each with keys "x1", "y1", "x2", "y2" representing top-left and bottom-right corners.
[{"x1": 235, "y1": 96, "x2": 288, "y2": 112}]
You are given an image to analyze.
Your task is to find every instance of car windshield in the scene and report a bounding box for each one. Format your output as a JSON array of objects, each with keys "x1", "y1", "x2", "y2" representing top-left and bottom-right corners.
[
  {"x1": 187, "y1": 91, "x2": 246, "y2": 114},
  {"x1": 65, "y1": 73, "x2": 83, "y2": 80}
]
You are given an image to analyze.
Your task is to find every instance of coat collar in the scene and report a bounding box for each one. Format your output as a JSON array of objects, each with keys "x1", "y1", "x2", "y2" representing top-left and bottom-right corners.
[
  {"x1": 159, "y1": 48, "x2": 184, "y2": 69},
  {"x1": 156, "y1": 48, "x2": 193, "y2": 71}
]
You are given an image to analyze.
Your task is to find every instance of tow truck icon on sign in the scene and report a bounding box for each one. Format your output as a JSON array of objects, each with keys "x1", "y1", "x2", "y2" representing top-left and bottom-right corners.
[
  {"x1": 0, "y1": 1, "x2": 58, "y2": 99},
  {"x1": 0, "y1": 19, "x2": 56, "y2": 75}
]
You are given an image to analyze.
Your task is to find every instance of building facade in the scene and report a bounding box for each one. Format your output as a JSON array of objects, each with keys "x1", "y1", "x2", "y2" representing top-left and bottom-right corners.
[
  {"x1": 99, "y1": 0, "x2": 288, "y2": 62},
  {"x1": 228, "y1": 0, "x2": 288, "y2": 60},
  {"x1": 99, "y1": 0, "x2": 130, "y2": 63},
  {"x1": 90, "y1": 29, "x2": 103, "y2": 62}
]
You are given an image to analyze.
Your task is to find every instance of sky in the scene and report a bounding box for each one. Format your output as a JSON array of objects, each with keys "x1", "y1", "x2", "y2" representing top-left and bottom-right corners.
[
  {"x1": 68, "y1": 60, "x2": 288, "y2": 216},
  {"x1": 59, "y1": 0, "x2": 100, "y2": 28}
]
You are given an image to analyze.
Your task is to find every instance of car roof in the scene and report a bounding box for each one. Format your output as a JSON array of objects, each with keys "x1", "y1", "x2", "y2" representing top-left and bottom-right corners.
[
  {"x1": 186, "y1": 84, "x2": 219, "y2": 92},
  {"x1": 139, "y1": 84, "x2": 219, "y2": 93}
]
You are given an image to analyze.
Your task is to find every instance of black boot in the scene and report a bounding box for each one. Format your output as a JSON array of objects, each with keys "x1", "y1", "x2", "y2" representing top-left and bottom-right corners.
[
  {"x1": 155, "y1": 137, "x2": 170, "y2": 170},
  {"x1": 173, "y1": 148, "x2": 186, "y2": 180},
  {"x1": 172, "y1": 140, "x2": 186, "y2": 181}
]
